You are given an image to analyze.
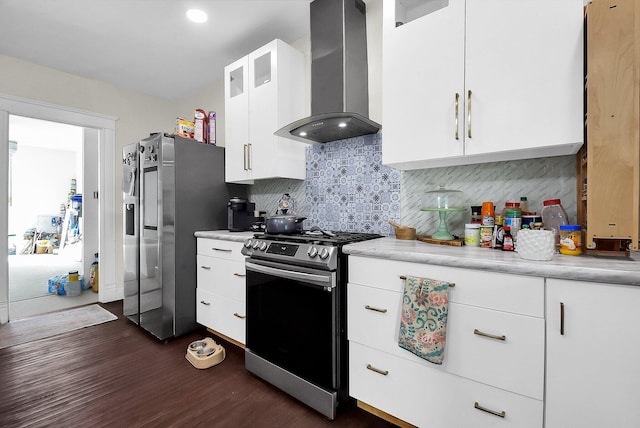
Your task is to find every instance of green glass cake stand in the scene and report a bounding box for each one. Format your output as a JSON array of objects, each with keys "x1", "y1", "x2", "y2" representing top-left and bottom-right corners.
[{"x1": 420, "y1": 207, "x2": 466, "y2": 240}]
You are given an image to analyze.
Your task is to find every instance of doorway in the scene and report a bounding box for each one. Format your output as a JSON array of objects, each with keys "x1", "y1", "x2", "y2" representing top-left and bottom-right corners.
[
  {"x1": 7, "y1": 115, "x2": 98, "y2": 319},
  {"x1": 0, "y1": 94, "x2": 117, "y2": 324}
]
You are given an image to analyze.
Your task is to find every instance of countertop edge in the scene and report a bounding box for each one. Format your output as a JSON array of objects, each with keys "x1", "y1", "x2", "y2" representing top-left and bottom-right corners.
[
  {"x1": 343, "y1": 239, "x2": 640, "y2": 287},
  {"x1": 194, "y1": 230, "x2": 254, "y2": 242}
]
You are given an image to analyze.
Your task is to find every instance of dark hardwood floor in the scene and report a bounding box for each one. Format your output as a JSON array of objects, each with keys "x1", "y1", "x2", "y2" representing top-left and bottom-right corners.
[{"x1": 0, "y1": 301, "x2": 395, "y2": 428}]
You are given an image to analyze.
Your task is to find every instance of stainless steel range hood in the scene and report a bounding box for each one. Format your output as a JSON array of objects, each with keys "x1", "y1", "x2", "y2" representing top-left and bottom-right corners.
[{"x1": 275, "y1": 0, "x2": 381, "y2": 144}]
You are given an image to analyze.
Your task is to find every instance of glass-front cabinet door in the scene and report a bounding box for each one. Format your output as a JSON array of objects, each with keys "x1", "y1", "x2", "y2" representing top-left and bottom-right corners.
[{"x1": 224, "y1": 56, "x2": 251, "y2": 183}]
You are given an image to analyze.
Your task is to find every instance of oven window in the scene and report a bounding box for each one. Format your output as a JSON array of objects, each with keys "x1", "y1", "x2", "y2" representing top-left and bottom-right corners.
[{"x1": 246, "y1": 269, "x2": 336, "y2": 390}]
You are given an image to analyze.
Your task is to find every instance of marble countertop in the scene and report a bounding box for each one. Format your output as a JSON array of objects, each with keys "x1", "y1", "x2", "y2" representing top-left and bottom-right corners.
[
  {"x1": 343, "y1": 237, "x2": 640, "y2": 286},
  {"x1": 194, "y1": 230, "x2": 254, "y2": 242}
]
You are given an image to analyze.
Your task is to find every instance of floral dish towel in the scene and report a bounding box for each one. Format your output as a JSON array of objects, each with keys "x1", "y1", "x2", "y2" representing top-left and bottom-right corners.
[{"x1": 398, "y1": 276, "x2": 450, "y2": 365}]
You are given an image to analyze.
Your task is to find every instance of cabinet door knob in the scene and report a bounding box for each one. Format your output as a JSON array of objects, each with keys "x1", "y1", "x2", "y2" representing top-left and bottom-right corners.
[
  {"x1": 233, "y1": 313, "x2": 246, "y2": 319},
  {"x1": 200, "y1": 265, "x2": 211, "y2": 270},
  {"x1": 200, "y1": 300, "x2": 211, "y2": 306},
  {"x1": 474, "y1": 401, "x2": 505, "y2": 418},
  {"x1": 233, "y1": 273, "x2": 246, "y2": 277},
  {"x1": 473, "y1": 329, "x2": 506, "y2": 341},
  {"x1": 366, "y1": 364, "x2": 389, "y2": 376}
]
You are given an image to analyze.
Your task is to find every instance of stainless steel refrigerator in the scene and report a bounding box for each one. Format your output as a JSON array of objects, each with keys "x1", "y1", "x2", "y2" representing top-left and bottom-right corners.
[{"x1": 122, "y1": 133, "x2": 245, "y2": 340}]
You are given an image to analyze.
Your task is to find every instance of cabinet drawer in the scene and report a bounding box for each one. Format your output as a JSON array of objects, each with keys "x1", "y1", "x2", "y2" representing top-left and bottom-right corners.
[
  {"x1": 348, "y1": 256, "x2": 544, "y2": 317},
  {"x1": 197, "y1": 238, "x2": 245, "y2": 262},
  {"x1": 445, "y1": 303, "x2": 544, "y2": 399},
  {"x1": 348, "y1": 284, "x2": 544, "y2": 398},
  {"x1": 349, "y1": 342, "x2": 543, "y2": 428},
  {"x1": 196, "y1": 255, "x2": 246, "y2": 301},
  {"x1": 196, "y1": 289, "x2": 246, "y2": 345}
]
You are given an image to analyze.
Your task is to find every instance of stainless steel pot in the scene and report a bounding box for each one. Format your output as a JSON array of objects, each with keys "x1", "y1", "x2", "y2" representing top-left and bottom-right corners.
[{"x1": 265, "y1": 215, "x2": 306, "y2": 234}]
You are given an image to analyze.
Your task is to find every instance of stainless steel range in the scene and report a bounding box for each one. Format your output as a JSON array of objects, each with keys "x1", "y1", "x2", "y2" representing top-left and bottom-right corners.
[{"x1": 241, "y1": 230, "x2": 382, "y2": 419}]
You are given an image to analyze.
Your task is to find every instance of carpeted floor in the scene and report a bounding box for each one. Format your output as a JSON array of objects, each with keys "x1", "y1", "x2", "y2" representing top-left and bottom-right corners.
[{"x1": 0, "y1": 304, "x2": 117, "y2": 349}]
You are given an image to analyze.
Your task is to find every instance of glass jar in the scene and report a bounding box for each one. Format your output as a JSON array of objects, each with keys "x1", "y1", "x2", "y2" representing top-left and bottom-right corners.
[
  {"x1": 541, "y1": 199, "x2": 569, "y2": 250},
  {"x1": 559, "y1": 224, "x2": 582, "y2": 255}
]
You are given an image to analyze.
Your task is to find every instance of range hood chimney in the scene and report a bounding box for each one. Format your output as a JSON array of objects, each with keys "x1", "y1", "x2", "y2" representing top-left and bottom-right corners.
[{"x1": 275, "y1": 0, "x2": 381, "y2": 144}]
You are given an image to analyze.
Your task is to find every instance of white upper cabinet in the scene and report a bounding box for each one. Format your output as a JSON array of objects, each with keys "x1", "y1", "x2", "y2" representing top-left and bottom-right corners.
[
  {"x1": 224, "y1": 39, "x2": 306, "y2": 184},
  {"x1": 382, "y1": 0, "x2": 584, "y2": 170}
]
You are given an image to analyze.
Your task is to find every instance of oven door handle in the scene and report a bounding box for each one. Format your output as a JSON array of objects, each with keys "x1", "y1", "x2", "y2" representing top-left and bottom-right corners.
[{"x1": 245, "y1": 261, "x2": 334, "y2": 289}]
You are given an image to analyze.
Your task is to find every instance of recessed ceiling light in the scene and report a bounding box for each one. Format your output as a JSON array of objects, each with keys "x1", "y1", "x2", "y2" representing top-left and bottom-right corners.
[
  {"x1": 338, "y1": 122, "x2": 347, "y2": 128},
  {"x1": 186, "y1": 9, "x2": 208, "y2": 23},
  {"x1": 299, "y1": 131, "x2": 307, "y2": 137}
]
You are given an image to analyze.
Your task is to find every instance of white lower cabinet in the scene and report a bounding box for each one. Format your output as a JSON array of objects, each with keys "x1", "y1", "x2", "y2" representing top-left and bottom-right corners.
[
  {"x1": 347, "y1": 256, "x2": 544, "y2": 427},
  {"x1": 545, "y1": 279, "x2": 640, "y2": 428},
  {"x1": 196, "y1": 238, "x2": 246, "y2": 345},
  {"x1": 350, "y1": 342, "x2": 543, "y2": 428}
]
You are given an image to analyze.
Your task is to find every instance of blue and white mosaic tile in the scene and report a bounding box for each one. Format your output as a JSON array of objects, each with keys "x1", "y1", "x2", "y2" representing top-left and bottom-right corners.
[{"x1": 305, "y1": 134, "x2": 401, "y2": 236}]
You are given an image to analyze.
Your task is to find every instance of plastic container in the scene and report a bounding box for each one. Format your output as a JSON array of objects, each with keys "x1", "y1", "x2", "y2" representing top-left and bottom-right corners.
[
  {"x1": 66, "y1": 280, "x2": 82, "y2": 296},
  {"x1": 541, "y1": 199, "x2": 569, "y2": 250},
  {"x1": 90, "y1": 253, "x2": 99, "y2": 292},
  {"x1": 68, "y1": 270, "x2": 79, "y2": 281},
  {"x1": 501, "y1": 202, "x2": 521, "y2": 221},
  {"x1": 464, "y1": 223, "x2": 481, "y2": 246},
  {"x1": 481, "y1": 202, "x2": 495, "y2": 226},
  {"x1": 504, "y1": 209, "x2": 522, "y2": 238},
  {"x1": 559, "y1": 225, "x2": 582, "y2": 255}
]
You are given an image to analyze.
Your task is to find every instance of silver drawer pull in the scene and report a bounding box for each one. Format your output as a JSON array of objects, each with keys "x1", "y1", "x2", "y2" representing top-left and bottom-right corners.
[
  {"x1": 474, "y1": 329, "x2": 506, "y2": 341},
  {"x1": 233, "y1": 273, "x2": 246, "y2": 277},
  {"x1": 233, "y1": 313, "x2": 246, "y2": 319},
  {"x1": 212, "y1": 247, "x2": 232, "y2": 252},
  {"x1": 200, "y1": 300, "x2": 211, "y2": 306},
  {"x1": 365, "y1": 305, "x2": 388, "y2": 313},
  {"x1": 366, "y1": 364, "x2": 389, "y2": 376},
  {"x1": 399, "y1": 275, "x2": 455, "y2": 287},
  {"x1": 200, "y1": 266, "x2": 211, "y2": 270},
  {"x1": 474, "y1": 401, "x2": 505, "y2": 418}
]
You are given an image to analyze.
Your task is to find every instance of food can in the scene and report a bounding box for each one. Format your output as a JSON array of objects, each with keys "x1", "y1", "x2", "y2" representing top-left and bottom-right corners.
[{"x1": 480, "y1": 226, "x2": 493, "y2": 248}]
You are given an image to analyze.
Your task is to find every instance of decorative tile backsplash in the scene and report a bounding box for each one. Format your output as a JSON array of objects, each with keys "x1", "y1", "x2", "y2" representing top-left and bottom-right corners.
[
  {"x1": 248, "y1": 134, "x2": 577, "y2": 238},
  {"x1": 304, "y1": 134, "x2": 401, "y2": 236}
]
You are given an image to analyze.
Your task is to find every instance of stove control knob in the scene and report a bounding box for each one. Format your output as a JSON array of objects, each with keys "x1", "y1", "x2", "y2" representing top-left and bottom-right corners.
[
  {"x1": 244, "y1": 239, "x2": 253, "y2": 249},
  {"x1": 307, "y1": 247, "x2": 318, "y2": 258},
  {"x1": 252, "y1": 241, "x2": 261, "y2": 249},
  {"x1": 319, "y1": 248, "x2": 330, "y2": 260},
  {"x1": 259, "y1": 242, "x2": 268, "y2": 251}
]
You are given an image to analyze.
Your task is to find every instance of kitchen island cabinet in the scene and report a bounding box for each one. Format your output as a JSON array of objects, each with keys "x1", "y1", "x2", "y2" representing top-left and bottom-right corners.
[
  {"x1": 545, "y1": 278, "x2": 640, "y2": 428},
  {"x1": 224, "y1": 39, "x2": 306, "y2": 184},
  {"x1": 196, "y1": 237, "x2": 247, "y2": 346},
  {"x1": 381, "y1": 0, "x2": 584, "y2": 170}
]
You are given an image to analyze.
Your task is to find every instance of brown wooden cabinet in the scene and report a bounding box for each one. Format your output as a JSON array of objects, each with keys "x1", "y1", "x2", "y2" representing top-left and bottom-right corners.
[{"x1": 583, "y1": 0, "x2": 640, "y2": 252}]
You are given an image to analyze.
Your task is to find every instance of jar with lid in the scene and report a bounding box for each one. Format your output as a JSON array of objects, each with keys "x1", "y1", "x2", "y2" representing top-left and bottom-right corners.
[
  {"x1": 504, "y1": 209, "x2": 522, "y2": 238},
  {"x1": 519, "y1": 196, "x2": 529, "y2": 214},
  {"x1": 559, "y1": 224, "x2": 582, "y2": 255},
  {"x1": 464, "y1": 223, "x2": 481, "y2": 247},
  {"x1": 501, "y1": 201, "x2": 521, "y2": 220},
  {"x1": 541, "y1": 199, "x2": 569, "y2": 250}
]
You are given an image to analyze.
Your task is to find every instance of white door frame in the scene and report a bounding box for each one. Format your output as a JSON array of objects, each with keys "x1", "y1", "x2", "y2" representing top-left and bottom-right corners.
[{"x1": 0, "y1": 93, "x2": 118, "y2": 323}]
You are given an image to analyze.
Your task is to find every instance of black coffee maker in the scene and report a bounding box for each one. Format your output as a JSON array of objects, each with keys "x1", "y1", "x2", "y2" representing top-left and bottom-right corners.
[{"x1": 227, "y1": 197, "x2": 256, "y2": 231}]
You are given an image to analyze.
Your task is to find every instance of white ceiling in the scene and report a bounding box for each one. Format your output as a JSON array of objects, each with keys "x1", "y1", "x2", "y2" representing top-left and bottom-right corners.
[{"x1": 0, "y1": 0, "x2": 311, "y2": 101}]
